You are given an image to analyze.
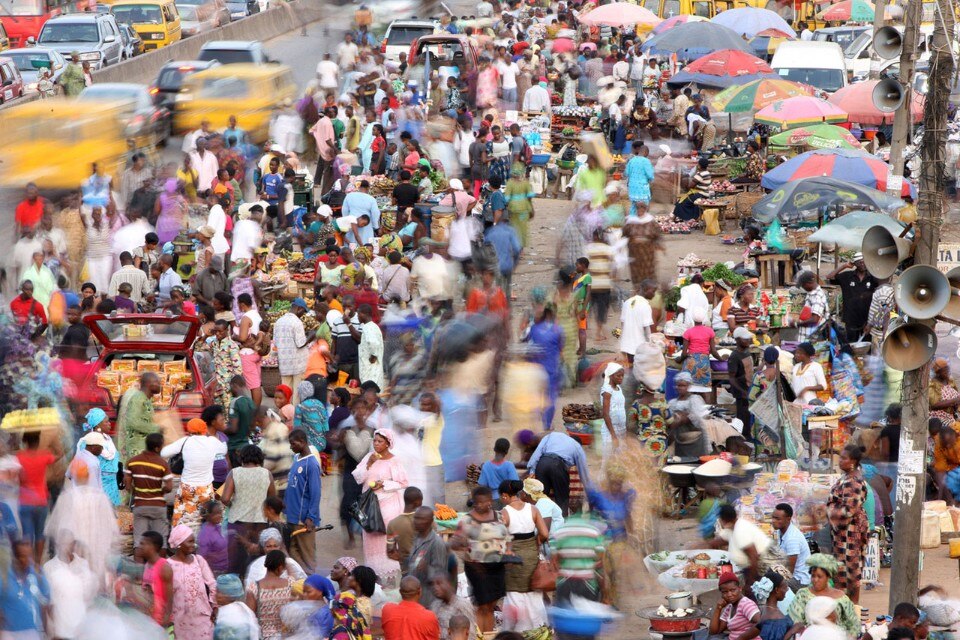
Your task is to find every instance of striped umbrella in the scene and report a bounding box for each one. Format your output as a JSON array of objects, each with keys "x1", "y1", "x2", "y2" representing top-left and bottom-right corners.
[
  {"x1": 768, "y1": 124, "x2": 862, "y2": 150},
  {"x1": 652, "y1": 14, "x2": 707, "y2": 35},
  {"x1": 818, "y1": 0, "x2": 876, "y2": 22},
  {"x1": 760, "y1": 148, "x2": 916, "y2": 198},
  {"x1": 748, "y1": 28, "x2": 795, "y2": 57},
  {"x1": 711, "y1": 79, "x2": 815, "y2": 113},
  {"x1": 755, "y1": 95, "x2": 848, "y2": 128}
]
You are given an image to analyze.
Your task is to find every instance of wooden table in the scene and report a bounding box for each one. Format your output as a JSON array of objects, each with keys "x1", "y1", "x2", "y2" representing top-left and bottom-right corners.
[{"x1": 756, "y1": 253, "x2": 796, "y2": 291}]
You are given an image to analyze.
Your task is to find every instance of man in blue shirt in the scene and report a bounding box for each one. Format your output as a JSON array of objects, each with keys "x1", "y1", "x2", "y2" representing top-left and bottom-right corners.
[
  {"x1": 259, "y1": 157, "x2": 286, "y2": 210},
  {"x1": 342, "y1": 180, "x2": 381, "y2": 231},
  {"x1": 0, "y1": 540, "x2": 50, "y2": 637},
  {"x1": 772, "y1": 502, "x2": 811, "y2": 586},
  {"x1": 483, "y1": 218, "x2": 522, "y2": 298},
  {"x1": 286, "y1": 429, "x2": 321, "y2": 574},
  {"x1": 526, "y1": 431, "x2": 592, "y2": 516}
]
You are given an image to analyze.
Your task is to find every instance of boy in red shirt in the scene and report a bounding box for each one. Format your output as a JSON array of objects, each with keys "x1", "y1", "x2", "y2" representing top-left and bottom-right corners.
[{"x1": 16, "y1": 430, "x2": 62, "y2": 563}]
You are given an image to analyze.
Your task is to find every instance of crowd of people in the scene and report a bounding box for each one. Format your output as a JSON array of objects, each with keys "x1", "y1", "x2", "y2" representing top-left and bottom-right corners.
[{"x1": 2, "y1": 0, "x2": 960, "y2": 637}]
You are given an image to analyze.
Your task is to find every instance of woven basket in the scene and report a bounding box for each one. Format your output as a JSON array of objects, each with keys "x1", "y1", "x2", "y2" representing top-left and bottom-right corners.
[
  {"x1": 735, "y1": 191, "x2": 764, "y2": 219},
  {"x1": 261, "y1": 366, "x2": 280, "y2": 397}
]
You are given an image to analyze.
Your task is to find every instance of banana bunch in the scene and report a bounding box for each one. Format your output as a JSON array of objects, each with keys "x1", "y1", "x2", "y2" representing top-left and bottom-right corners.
[
  {"x1": 1, "y1": 408, "x2": 61, "y2": 431},
  {"x1": 522, "y1": 625, "x2": 554, "y2": 640}
]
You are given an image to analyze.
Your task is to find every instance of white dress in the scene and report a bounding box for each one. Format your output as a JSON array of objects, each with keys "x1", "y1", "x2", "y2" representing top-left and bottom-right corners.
[
  {"x1": 600, "y1": 382, "x2": 627, "y2": 458},
  {"x1": 358, "y1": 320, "x2": 385, "y2": 389}
]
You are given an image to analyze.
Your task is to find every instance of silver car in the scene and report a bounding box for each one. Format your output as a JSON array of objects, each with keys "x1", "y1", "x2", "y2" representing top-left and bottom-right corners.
[
  {"x1": 3, "y1": 47, "x2": 66, "y2": 95},
  {"x1": 36, "y1": 14, "x2": 125, "y2": 69}
]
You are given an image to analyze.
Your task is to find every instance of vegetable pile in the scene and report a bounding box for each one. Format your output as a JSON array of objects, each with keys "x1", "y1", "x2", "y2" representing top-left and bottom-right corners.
[{"x1": 700, "y1": 263, "x2": 747, "y2": 287}]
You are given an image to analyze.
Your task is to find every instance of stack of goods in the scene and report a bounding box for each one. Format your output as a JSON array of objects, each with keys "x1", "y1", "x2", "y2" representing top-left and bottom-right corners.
[
  {"x1": 286, "y1": 255, "x2": 316, "y2": 284},
  {"x1": 736, "y1": 460, "x2": 837, "y2": 536},
  {"x1": 368, "y1": 175, "x2": 397, "y2": 197},
  {"x1": 674, "y1": 553, "x2": 733, "y2": 580},
  {"x1": 921, "y1": 500, "x2": 960, "y2": 548},
  {"x1": 97, "y1": 360, "x2": 193, "y2": 408},
  {"x1": 0, "y1": 408, "x2": 61, "y2": 431},
  {"x1": 562, "y1": 403, "x2": 601, "y2": 446},
  {"x1": 656, "y1": 216, "x2": 703, "y2": 234}
]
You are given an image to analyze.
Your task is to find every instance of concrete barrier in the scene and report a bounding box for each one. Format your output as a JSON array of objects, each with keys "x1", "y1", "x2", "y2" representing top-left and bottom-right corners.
[{"x1": 90, "y1": 0, "x2": 323, "y2": 84}]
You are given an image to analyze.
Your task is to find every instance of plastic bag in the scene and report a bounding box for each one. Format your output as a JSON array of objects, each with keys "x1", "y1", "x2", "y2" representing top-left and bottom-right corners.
[
  {"x1": 350, "y1": 489, "x2": 386, "y2": 533},
  {"x1": 703, "y1": 208, "x2": 721, "y2": 235}
]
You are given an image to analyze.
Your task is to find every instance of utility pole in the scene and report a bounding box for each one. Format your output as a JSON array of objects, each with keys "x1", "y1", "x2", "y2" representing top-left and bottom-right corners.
[
  {"x1": 886, "y1": 0, "x2": 921, "y2": 190},
  {"x1": 888, "y1": 0, "x2": 954, "y2": 610},
  {"x1": 869, "y1": 0, "x2": 889, "y2": 80}
]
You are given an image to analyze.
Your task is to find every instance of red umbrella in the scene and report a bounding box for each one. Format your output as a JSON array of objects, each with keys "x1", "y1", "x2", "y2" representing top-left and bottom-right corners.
[
  {"x1": 682, "y1": 49, "x2": 773, "y2": 77},
  {"x1": 551, "y1": 37, "x2": 576, "y2": 54},
  {"x1": 828, "y1": 80, "x2": 924, "y2": 125}
]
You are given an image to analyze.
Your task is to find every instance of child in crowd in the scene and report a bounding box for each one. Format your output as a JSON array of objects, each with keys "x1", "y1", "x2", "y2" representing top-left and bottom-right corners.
[{"x1": 478, "y1": 438, "x2": 519, "y2": 503}]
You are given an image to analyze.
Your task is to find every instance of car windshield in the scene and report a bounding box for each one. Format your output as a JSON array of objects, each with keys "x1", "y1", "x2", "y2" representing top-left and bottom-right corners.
[
  {"x1": 777, "y1": 67, "x2": 845, "y2": 93},
  {"x1": 195, "y1": 76, "x2": 248, "y2": 97},
  {"x1": 112, "y1": 4, "x2": 163, "y2": 23},
  {"x1": 156, "y1": 66, "x2": 190, "y2": 89},
  {"x1": 5, "y1": 52, "x2": 51, "y2": 72},
  {"x1": 39, "y1": 23, "x2": 100, "y2": 43},
  {"x1": 93, "y1": 318, "x2": 195, "y2": 346},
  {"x1": 176, "y1": 5, "x2": 198, "y2": 19},
  {"x1": 844, "y1": 31, "x2": 870, "y2": 57},
  {"x1": 198, "y1": 48, "x2": 252, "y2": 64},
  {"x1": 386, "y1": 26, "x2": 434, "y2": 46},
  {"x1": 828, "y1": 29, "x2": 865, "y2": 51}
]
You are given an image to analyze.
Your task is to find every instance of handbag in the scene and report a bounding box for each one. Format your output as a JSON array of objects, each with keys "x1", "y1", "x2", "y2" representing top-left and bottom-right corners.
[
  {"x1": 530, "y1": 545, "x2": 559, "y2": 592},
  {"x1": 169, "y1": 437, "x2": 189, "y2": 475},
  {"x1": 350, "y1": 488, "x2": 386, "y2": 533}
]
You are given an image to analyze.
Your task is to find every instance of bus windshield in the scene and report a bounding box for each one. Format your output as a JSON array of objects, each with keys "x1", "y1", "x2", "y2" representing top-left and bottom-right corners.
[
  {"x1": 111, "y1": 4, "x2": 163, "y2": 24},
  {"x1": 0, "y1": 0, "x2": 45, "y2": 16}
]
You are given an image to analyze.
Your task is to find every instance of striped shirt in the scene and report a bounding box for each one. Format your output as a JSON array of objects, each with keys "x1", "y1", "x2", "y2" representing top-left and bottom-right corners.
[{"x1": 125, "y1": 451, "x2": 172, "y2": 507}]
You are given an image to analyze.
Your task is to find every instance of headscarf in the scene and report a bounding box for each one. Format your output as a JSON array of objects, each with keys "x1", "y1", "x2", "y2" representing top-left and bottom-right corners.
[
  {"x1": 691, "y1": 307, "x2": 707, "y2": 324},
  {"x1": 217, "y1": 574, "x2": 245, "y2": 600},
  {"x1": 305, "y1": 575, "x2": 338, "y2": 600},
  {"x1": 523, "y1": 478, "x2": 546, "y2": 500},
  {"x1": 169, "y1": 524, "x2": 193, "y2": 549},
  {"x1": 298, "y1": 381, "x2": 315, "y2": 404},
  {"x1": 751, "y1": 576, "x2": 775, "y2": 602},
  {"x1": 602, "y1": 362, "x2": 624, "y2": 386},
  {"x1": 933, "y1": 357, "x2": 949, "y2": 372},
  {"x1": 515, "y1": 429, "x2": 537, "y2": 447},
  {"x1": 675, "y1": 372, "x2": 694, "y2": 385},
  {"x1": 736, "y1": 283, "x2": 755, "y2": 300},
  {"x1": 291, "y1": 579, "x2": 305, "y2": 597},
  {"x1": 259, "y1": 527, "x2": 284, "y2": 547},
  {"x1": 354, "y1": 246, "x2": 372, "y2": 264},
  {"x1": 806, "y1": 553, "x2": 839, "y2": 577},
  {"x1": 83, "y1": 407, "x2": 107, "y2": 432},
  {"x1": 276, "y1": 384, "x2": 293, "y2": 403},
  {"x1": 806, "y1": 596, "x2": 840, "y2": 626},
  {"x1": 373, "y1": 428, "x2": 396, "y2": 449},
  {"x1": 186, "y1": 418, "x2": 207, "y2": 435},
  {"x1": 336, "y1": 556, "x2": 359, "y2": 573},
  {"x1": 530, "y1": 286, "x2": 548, "y2": 305},
  {"x1": 164, "y1": 178, "x2": 178, "y2": 194}
]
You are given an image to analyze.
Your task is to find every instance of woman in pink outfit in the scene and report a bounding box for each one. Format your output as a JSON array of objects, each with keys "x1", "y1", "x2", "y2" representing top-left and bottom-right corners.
[
  {"x1": 351, "y1": 428, "x2": 409, "y2": 589},
  {"x1": 167, "y1": 524, "x2": 218, "y2": 640}
]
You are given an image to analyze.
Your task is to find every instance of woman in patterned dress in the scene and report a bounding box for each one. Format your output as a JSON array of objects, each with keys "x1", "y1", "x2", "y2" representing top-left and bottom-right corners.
[
  {"x1": 246, "y1": 549, "x2": 295, "y2": 640},
  {"x1": 486, "y1": 126, "x2": 512, "y2": 186},
  {"x1": 622, "y1": 212, "x2": 661, "y2": 289},
  {"x1": 929, "y1": 357, "x2": 960, "y2": 427},
  {"x1": 827, "y1": 444, "x2": 870, "y2": 603},
  {"x1": 167, "y1": 524, "x2": 218, "y2": 640},
  {"x1": 630, "y1": 384, "x2": 671, "y2": 458},
  {"x1": 553, "y1": 266, "x2": 580, "y2": 388}
]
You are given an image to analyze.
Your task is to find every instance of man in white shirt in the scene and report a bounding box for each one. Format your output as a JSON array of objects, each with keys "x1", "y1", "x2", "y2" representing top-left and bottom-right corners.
[
  {"x1": 521, "y1": 76, "x2": 552, "y2": 115},
  {"x1": 799, "y1": 21, "x2": 814, "y2": 40},
  {"x1": 232, "y1": 204, "x2": 264, "y2": 262},
  {"x1": 619, "y1": 286, "x2": 653, "y2": 363},
  {"x1": 317, "y1": 53, "x2": 340, "y2": 93},
  {"x1": 612, "y1": 51, "x2": 630, "y2": 83},
  {"x1": 771, "y1": 503, "x2": 811, "y2": 586},
  {"x1": 642, "y1": 58, "x2": 660, "y2": 89},
  {"x1": 341, "y1": 180, "x2": 382, "y2": 230},
  {"x1": 410, "y1": 239, "x2": 455, "y2": 303},
  {"x1": 108, "y1": 251, "x2": 151, "y2": 304},
  {"x1": 189, "y1": 137, "x2": 220, "y2": 194},
  {"x1": 609, "y1": 95, "x2": 625, "y2": 127},
  {"x1": 10, "y1": 228, "x2": 43, "y2": 287},
  {"x1": 181, "y1": 119, "x2": 213, "y2": 154},
  {"x1": 336, "y1": 33, "x2": 360, "y2": 69},
  {"x1": 43, "y1": 539, "x2": 98, "y2": 640},
  {"x1": 497, "y1": 55, "x2": 520, "y2": 108},
  {"x1": 716, "y1": 505, "x2": 771, "y2": 584}
]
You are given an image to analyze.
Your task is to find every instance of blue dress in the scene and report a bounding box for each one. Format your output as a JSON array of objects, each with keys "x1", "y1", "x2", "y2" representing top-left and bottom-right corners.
[
  {"x1": 526, "y1": 319, "x2": 565, "y2": 429},
  {"x1": 586, "y1": 487, "x2": 636, "y2": 541},
  {"x1": 294, "y1": 399, "x2": 330, "y2": 452},
  {"x1": 78, "y1": 436, "x2": 121, "y2": 506},
  {"x1": 625, "y1": 155, "x2": 655, "y2": 212}
]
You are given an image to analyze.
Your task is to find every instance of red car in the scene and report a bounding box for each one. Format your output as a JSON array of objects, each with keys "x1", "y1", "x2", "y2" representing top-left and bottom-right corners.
[
  {"x1": 67, "y1": 313, "x2": 216, "y2": 433},
  {"x1": 0, "y1": 56, "x2": 25, "y2": 105}
]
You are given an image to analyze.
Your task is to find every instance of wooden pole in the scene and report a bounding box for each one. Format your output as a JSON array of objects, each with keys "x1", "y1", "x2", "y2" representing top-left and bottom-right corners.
[
  {"x1": 869, "y1": 0, "x2": 889, "y2": 81},
  {"x1": 888, "y1": 0, "x2": 954, "y2": 610},
  {"x1": 886, "y1": 0, "x2": 921, "y2": 192}
]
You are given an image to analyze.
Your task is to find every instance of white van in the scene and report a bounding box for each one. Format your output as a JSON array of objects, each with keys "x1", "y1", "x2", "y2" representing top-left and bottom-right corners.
[
  {"x1": 381, "y1": 19, "x2": 439, "y2": 62},
  {"x1": 771, "y1": 41, "x2": 848, "y2": 94}
]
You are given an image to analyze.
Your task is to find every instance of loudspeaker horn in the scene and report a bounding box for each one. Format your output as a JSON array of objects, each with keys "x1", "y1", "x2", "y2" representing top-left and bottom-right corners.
[
  {"x1": 874, "y1": 26, "x2": 903, "y2": 59},
  {"x1": 872, "y1": 78, "x2": 905, "y2": 112},
  {"x1": 944, "y1": 267, "x2": 960, "y2": 318},
  {"x1": 882, "y1": 321, "x2": 938, "y2": 371},
  {"x1": 895, "y1": 265, "x2": 952, "y2": 319},
  {"x1": 862, "y1": 225, "x2": 912, "y2": 279}
]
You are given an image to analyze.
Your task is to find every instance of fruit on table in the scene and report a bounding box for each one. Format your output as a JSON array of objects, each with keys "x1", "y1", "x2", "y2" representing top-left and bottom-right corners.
[{"x1": 434, "y1": 503, "x2": 458, "y2": 520}]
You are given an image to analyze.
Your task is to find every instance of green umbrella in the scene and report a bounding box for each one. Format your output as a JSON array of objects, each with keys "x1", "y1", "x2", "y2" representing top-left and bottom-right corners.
[
  {"x1": 710, "y1": 78, "x2": 815, "y2": 113},
  {"x1": 768, "y1": 124, "x2": 863, "y2": 150}
]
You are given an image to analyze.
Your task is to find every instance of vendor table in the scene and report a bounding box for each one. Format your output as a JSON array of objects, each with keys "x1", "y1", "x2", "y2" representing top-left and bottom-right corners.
[
  {"x1": 807, "y1": 415, "x2": 840, "y2": 471},
  {"x1": 756, "y1": 253, "x2": 796, "y2": 291}
]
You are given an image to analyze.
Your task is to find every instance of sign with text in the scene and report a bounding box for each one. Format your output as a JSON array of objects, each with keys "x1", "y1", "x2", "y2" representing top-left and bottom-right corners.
[{"x1": 937, "y1": 243, "x2": 960, "y2": 273}]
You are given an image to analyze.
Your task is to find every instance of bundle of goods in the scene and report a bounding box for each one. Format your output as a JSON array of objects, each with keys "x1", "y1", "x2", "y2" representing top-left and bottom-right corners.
[
  {"x1": 700, "y1": 263, "x2": 747, "y2": 288},
  {"x1": 368, "y1": 175, "x2": 397, "y2": 197},
  {"x1": 735, "y1": 460, "x2": 837, "y2": 536},
  {"x1": 563, "y1": 403, "x2": 602, "y2": 446},
  {"x1": 1, "y1": 408, "x2": 61, "y2": 431},
  {"x1": 657, "y1": 216, "x2": 702, "y2": 234},
  {"x1": 97, "y1": 359, "x2": 193, "y2": 408},
  {"x1": 433, "y1": 503, "x2": 457, "y2": 521}
]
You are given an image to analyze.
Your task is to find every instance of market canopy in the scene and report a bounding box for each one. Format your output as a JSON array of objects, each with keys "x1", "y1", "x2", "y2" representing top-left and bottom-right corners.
[
  {"x1": 710, "y1": 7, "x2": 795, "y2": 37},
  {"x1": 768, "y1": 124, "x2": 862, "y2": 150},
  {"x1": 652, "y1": 14, "x2": 707, "y2": 34},
  {"x1": 752, "y1": 176, "x2": 907, "y2": 223},
  {"x1": 755, "y1": 96, "x2": 848, "y2": 128},
  {"x1": 828, "y1": 80, "x2": 925, "y2": 125},
  {"x1": 760, "y1": 148, "x2": 917, "y2": 198},
  {"x1": 641, "y1": 21, "x2": 752, "y2": 62},
  {"x1": 710, "y1": 78, "x2": 815, "y2": 113},
  {"x1": 749, "y1": 28, "x2": 795, "y2": 57},
  {"x1": 806, "y1": 210, "x2": 908, "y2": 249},
  {"x1": 578, "y1": 2, "x2": 662, "y2": 27},
  {"x1": 666, "y1": 49, "x2": 778, "y2": 88},
  {"x1": 817, "y1": 0, "x2": 882, "y2": 21}
]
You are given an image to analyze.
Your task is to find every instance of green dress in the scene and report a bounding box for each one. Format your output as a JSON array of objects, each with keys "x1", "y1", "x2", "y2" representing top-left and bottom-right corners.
[
  {"x1": 787, "y1": 588, "x2": 860, "y2": 638},
  {"x1": 117, "y1": 389, "x2": 156, "y2": 462},
  {"x1": 60, "y1": 62, "x2": 85, "y2": 97},
  {"x1": 504, "y1": 177, "x2": 534, "y2": 247},
  {"x1": 554, "y1": 289, "x2": 579, "y2": 387}
]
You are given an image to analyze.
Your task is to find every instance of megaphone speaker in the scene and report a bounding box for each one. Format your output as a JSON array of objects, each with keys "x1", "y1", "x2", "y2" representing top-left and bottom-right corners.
[
  {"x1": 874, "y1": 26, "x2": 903, "y2": 59},
  {"x1": 862, "y1": 225, "x2": 912, "y2": 279},
  {"x1": 873, "y1": 78, "x2": 905, "y2": 112},
  {"x1": 944, "y1": 267, "x2": 960, "y2": 318},
  {"x1": 882, "y1": 321, "x2": 938, "y2": 371},
  {"x1": 895, "y1": 265, "x2": 951, "y2": 320}
]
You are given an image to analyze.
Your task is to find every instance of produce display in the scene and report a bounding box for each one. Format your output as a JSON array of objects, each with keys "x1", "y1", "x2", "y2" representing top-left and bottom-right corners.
[
  {"x1": 655, "y1": 605, "x2": 697, "y2": 618},
  {"x1": 656, "y1": 216, "x2": 703, "y2": 234},
  {"x1": 711, "y1": 179, "x2": 737, "y2": 192},
  {"x1": 434, "y1": 503, "x2": 458, "y2": 521},
  {"x1": 368, "y1": 175, "x2": 397, "y2": 197},
  {"x1": 97, "y1": 359, "x2": 192, "y2": 407},
  {"x1": 1, "y1": 408, "x2": 61, "y2": 431},
  {"x1": 552, "y1": 106, "x2": 595, "y2": 118},
  {"x1": 737, "y1": 462, "x2": 839, "y2": 536},
  {"x1": 700, "y1": 263, "x2": 747, "y2": 287},
  {"x1": 562, "y1": 403, "x2": 601, "y2": 421}
]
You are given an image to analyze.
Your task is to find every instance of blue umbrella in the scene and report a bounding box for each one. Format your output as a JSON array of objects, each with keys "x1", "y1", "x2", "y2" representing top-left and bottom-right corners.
[
  {"x1": 641, "y1": 21, "x2": 751, "y2": 62},
  {"x1": 760, "y1": 148, "x2": 918, "y2": 198},
  {"x1": 710, "y1": 7, "x2": 795, "y2": 37}
]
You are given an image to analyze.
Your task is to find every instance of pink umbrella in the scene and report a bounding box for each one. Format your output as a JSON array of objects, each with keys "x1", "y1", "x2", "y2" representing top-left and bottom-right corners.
[
  {"x1": 652, "y1": 14, "x2": 707, "y2": 34},
  {"x1": 829, "y1": 80, "x2": 924, "y2": 125},
  {"x1": 755, "y1": 95, "x2": 848, "y2": 128},
  {"x1": 551, "y1": 37, "x2": 576, "y2": 54},
  {"x1": 578, "y1": 2, "x2": 662, "y2": 28}
]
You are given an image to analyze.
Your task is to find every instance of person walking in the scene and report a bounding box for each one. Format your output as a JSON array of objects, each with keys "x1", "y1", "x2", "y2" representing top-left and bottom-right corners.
[
  {"x1": 285, "y1": 429, "x2": 322, "y2": 574},
  {"x1": 827, "y1": 445, "x2": 870, "y2": 603},
  {"x1": 220, "y1": 444, "x2": 275, "y2": 575},
  {"x1": 162, "y1": 411, "x2": 228, "y2": 533},
  {"x1": 273, "y1": 297, "x2": 316, "y2": 403},
  {"x1": 167, "y1": 524, "x2": 218, "y2": 640},
  {"x1": 499, "y1": 479, "x2": 549, "y2": 632}
]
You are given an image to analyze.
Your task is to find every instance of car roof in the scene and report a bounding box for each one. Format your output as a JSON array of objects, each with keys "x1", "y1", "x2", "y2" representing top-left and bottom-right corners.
[
  {"x1": 200, "y1": 40, "x2": 260, "y2": 50},
  {"x1": 46, "y1": 13, "x2": 112, "y2": 22},
  {"x1": 188, "y1": 62, "x2": 286, "y2": 78},
  {"x1": 6, "y1": 47, "x2": 59, "y2": 55},
  {"x1": 388, "y1": 19, "x2": 437, "y2": 27},
  {"x1": 161, "y1": 59, "x2": 217, "y2": 68}
]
